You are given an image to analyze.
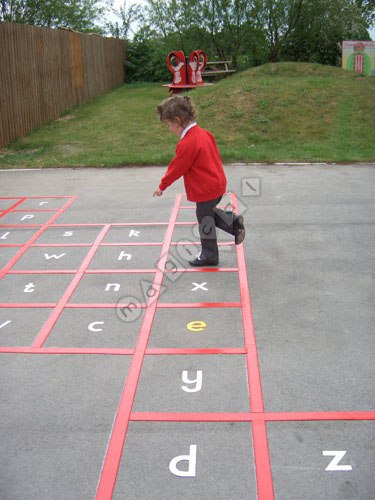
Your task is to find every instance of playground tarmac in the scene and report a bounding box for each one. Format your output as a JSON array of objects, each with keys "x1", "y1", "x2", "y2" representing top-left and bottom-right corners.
[{"x1": 0, "y1": 163, "x2": 374, "y2": 500}]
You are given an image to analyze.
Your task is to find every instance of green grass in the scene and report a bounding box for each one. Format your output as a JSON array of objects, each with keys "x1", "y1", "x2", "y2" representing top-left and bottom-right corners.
[{"x1": 1, "y1": 62, "x2": 374, "y2": 168}]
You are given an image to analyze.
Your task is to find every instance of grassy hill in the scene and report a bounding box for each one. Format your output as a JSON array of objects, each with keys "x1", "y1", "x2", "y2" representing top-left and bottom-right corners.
[{"x1": 1, "y1": 62, "x2": 374, "y2": 168}]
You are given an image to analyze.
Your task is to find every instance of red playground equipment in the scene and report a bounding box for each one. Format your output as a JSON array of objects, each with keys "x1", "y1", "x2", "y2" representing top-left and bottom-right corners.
[{"x1": 163, "y1": 50, "x2": 212, "y2": 94}]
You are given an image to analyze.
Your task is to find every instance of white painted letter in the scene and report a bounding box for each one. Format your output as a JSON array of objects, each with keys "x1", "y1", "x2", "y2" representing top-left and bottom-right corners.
[
  {"x1": 0, "y1": 232, "x2": 10, "y2": 240},
  {"x1": 21, "y1": 214, "x2": 34, "y2": 221},
  {"x1": 187, "y1": 321, "x2": 206, "y2": 332},
  {"x1": 39, "y1": 202, "x2": 49, "y2": 206},
  {"x1": 181, "y1": 370, "x2": 203, "y2": 393},
  {"x1": 44, "y1": 253, "x2": 66, "y2": 260},
  {"x1": 191, "y1": 282, "x2": 208, "y2": 291},
  {"x1": 88, "y1": 321, "x2": 104, "y2": 332},
  {"x1": 118, "y1": 251, "x2": 132, "y2": 261},
  {"x1": 105, "y1": 283, "x2": 120, "y2": 292},
  {"x1": 169, "y1": 445, "x2": 197, "y2": 477},
  {"x1": 323, "y1": 451, "x2": 352, "y2": 471},
  {"x1": 0, "y1": 320, "x2": 12, "y2": 329},
  {"x1": 63, "y1": 231, "x2": 74, "y2": 237},
  {"x1": 129, "y1": 230, "x2": 140, "y2": 237},
  {"x1": 24, "y1": 283, "x2": 35, "y2": 293}
]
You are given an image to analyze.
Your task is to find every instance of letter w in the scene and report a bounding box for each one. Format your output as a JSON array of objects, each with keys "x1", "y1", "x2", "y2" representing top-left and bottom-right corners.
[{"x1": 44, "y1": 253, "x2": 66, "y2": 260}]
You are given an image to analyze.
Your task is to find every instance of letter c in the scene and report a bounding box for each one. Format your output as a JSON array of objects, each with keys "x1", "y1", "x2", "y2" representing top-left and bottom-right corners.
[{"x1": 88, "y1": 321, "x2": 104, "y2": 332}]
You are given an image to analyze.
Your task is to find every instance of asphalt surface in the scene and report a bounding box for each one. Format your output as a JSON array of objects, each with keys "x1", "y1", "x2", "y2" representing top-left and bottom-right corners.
[{"x1": 0, "y1": 163, "x2": 374, "y2": 500}]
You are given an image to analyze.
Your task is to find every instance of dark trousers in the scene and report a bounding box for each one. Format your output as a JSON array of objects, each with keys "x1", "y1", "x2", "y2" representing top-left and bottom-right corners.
[{"x1": 196, "y1": 195, "x2": 237, "y2": 260}]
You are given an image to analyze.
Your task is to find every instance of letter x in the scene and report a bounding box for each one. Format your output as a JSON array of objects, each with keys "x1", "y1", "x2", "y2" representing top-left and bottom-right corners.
[{"x1": 191, "y1": 282, "x2": 208, "y2": 291}]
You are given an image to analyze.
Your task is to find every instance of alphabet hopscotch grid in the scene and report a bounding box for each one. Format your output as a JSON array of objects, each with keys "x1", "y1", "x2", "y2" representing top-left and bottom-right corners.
[{"x1": 0, "y1": 195, "x2": 374, "y2": 500}]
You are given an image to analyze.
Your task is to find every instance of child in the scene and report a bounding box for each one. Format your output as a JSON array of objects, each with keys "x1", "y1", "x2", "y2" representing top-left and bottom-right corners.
[{"x1": 153, "y1": 95, "x2": 245, "y2": 266}]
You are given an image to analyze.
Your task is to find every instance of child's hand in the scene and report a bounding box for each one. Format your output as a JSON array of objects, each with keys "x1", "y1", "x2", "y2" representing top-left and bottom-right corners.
[{"x1": 153, "y1": 188, "x2": 163, "y2": 197}]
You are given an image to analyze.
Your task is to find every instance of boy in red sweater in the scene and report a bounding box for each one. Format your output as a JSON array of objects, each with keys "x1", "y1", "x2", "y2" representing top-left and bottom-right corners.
[{"x1": 153, "y1": 95, "x2": 245, "y2": 266}]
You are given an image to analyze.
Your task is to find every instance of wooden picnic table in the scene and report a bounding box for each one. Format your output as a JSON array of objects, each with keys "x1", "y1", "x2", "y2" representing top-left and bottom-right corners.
[{"x1": 202, "y1": 60, "x2": 236, "y2": 77}]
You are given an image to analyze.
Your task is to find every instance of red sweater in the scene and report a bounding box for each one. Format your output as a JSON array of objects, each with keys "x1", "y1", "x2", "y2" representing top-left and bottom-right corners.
[{"x1": 159, "y1": 125, "x2": 227, "y2": 202}]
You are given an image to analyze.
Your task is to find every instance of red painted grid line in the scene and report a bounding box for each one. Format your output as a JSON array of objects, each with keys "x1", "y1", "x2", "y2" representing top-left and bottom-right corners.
[
  {"x1": 171, "y1": 241, "x2": 235, "y2": 245},
  {"x1": 101, "y1": 242, "x2": 163, "y2": 246},
  {"x1": 0, "y1": 347, "x2": 133, "y2": 355},
  {"x1": 168, "y1": 267, "x2": 238, "y2": 272},
  {"x1": 7, "y1": 270, "x2": 77, "y2": 274},
  {"x1": 131, "y1": 412, "x2": 253, "y2": 422},
  {"x1": 0, "y1": 302, "x2": 241, "y2": 309},
  {"x1": 0, "y1": 303, "x2": 55, "y2": 308},
  {"x1": 0, "y1": 197, "x2": 27, "y2": 218},
  {"x1": 17, "y1": 196, "x2": 74, "y2": 199},
  {"x1": 130, "y1": 411, "x2": 375, "y2": 422},
  {"x1": 264, "y1": 411, "x2": 375, "y2": 421},
  {"x1": 22, "y1": 242, "x2": 234, "y2": 247},
  {"x1": 108, "y1": 222, "x2": 168, "y2": 227},
  {"x1": 0, "y1": 347, "x2": 246, "y2": 356},
  {"x1": 31, "y1": 225, "x2": 111, "y2": 348},
  {"x1": 25, "y1": 242, "x2": 233, "y2": 247},
  {"x1": 64, "y1": 302, "x2": 241, "y2": 308},
  {"x1": 49, "y1": 222, "x2": 169, "y2": 227},
  {"x1": 66, "y1": 303, "x2": 148, "y2": 309},
  {"x1": 87, "y1": 268, "x2": 237, "y2": 273},
  {"x1": 66, "y1": 302, "x2": 241, "y2": 308},
  {"x1": 95, "y1": 194, "x2": 183, "y2": 500},
  {"x1": 0, "y1": 224, "x2": 43, "y2": 228},
  {"x1": 45, "y1": 224, "x2": 105, "y2": 228},
  {"x1": 146, "y1": 348, "x2": 246, "y2": 355},
  {"x1": 29, "y1": 243, "x2": 163, "y2": 247},
  {"x1": 7, "y1": 268, "x2": 238, "y2": 275},
  {"x1": 157, "y1": 301, "x2": 242, "y2": 308},
  {"x1": 84, "y1": 270, "x2": 156, "y2": 274},
  {"x1": 0, "y1": 196, "x2": 77, "y2": 279},
  {"x1": 179, "y1": 205, "x2": 229, "y2": 209},
  {"x1": 83, "y1": 268, "x2": 237, "y2": 274},
  {"x1": 1, "y1": 222, "x2": 167, "y2": 229},
  {"x1": 30, "y1": 243, "x2": 102, "y2": 247},
  {"x1": 231, "y1": 193, "x2": 274, "y2": 500},
  {"x1": 180, "y1": 192, "x2": 232, "y2": 197},
  {"x1": 7, "y1": 270, "x2": 157, "y2": 275},
  {"x1": 12, "y1": 209, "x2": 60, "y2": 212}
]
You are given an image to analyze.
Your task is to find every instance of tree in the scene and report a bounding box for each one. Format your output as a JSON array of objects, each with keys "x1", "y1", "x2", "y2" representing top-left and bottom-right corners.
[
  {"x1": 105, "y1": 0, "x2": 373, "y2": 82},
  {"x1": 250, "y1": 0, "x2": 305, "y2": 62},
  {"x1": 145, "y1": 0, "x2": 203, "y2": 52},
  {"x1": 280, "y1": 0, "x2": 370, "y2": 66},
  {"x1": 105, "y1": 0, "x2": 141, "y2": 39},
  {"x1": 197, "y1": 0, "x2": 257, "y2": 65},
  {"x1": 125, "y1": 26, "x2": 172, "y2": 82},
  {"x1": 0, "y1": 0, "x2": 104, "y2": 32},
  {"x1": 144, "y1": 0, "x2": 260, "y2": 65},
  {"x1": 355, "y1": 0, "x2": 375, "y2": 27}
]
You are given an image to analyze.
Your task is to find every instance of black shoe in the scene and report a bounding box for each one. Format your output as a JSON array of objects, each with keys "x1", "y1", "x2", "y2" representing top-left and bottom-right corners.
[
  {"x1": 234, "y1": 215, "x2": 246, "y2": 245},
  {"x1": 189, "y1": 257, "x2": 219, "y2": 267}
]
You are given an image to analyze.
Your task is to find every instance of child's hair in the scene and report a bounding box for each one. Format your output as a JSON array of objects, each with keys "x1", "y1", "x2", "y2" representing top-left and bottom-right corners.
[{"x1": 156, "y1": 95, "x2": 196, "y2": 126}]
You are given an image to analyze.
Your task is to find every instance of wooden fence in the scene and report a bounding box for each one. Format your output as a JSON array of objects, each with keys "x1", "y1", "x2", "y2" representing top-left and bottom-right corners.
[{"x1": 0, "y1": 22, "x2": 126, "y2": 148}]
